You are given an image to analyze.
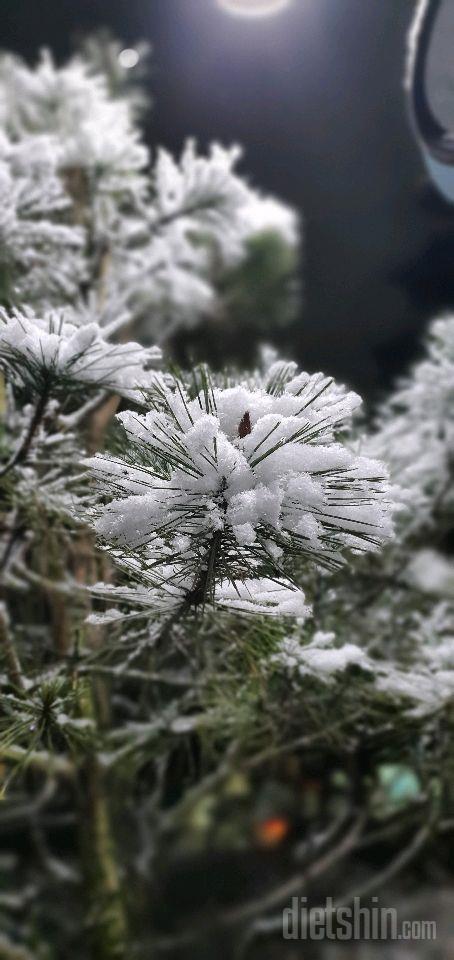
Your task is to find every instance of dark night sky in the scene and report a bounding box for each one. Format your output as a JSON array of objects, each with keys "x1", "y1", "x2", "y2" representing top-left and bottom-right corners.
[{"x1": 2, "y1": 0, "x2": 454, "y2": 396}]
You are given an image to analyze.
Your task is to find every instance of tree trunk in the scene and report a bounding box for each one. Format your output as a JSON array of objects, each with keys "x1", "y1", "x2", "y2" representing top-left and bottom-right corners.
[{"x1": 77, "y1": 754, "x2": 128, "y2": 960}]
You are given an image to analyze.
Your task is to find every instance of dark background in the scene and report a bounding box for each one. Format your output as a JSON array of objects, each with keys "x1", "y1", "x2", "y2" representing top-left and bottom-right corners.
[{"x1": 2, "y1": 0, "x2": 454, "y2": 397}]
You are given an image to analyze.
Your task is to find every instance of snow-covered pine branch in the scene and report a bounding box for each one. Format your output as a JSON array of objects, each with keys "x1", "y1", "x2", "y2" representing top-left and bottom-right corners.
[
  {"x1": 0, "y1": 48, "x2": 299, "y2": 347},
  {"x1": 105, "y1": 140, "x2": 299, "y2": 343},
  {"x1": 82, "y1": 360, "x2": 395, "y2": 619},
  {"x1": 271, "y1": 606, "x2": 454, "y2": 718},
  {"x1": 0, "y1": 49, "x2": 148, "y2": 208},
  {"x1": 0, "y1": 307, "x2": 160, "y2": 400},
  {"x1": 274, "y1": 312, "x2": 454, "y2": 725},
  {"x1": 0, "y1": 306, "x2": 160, "y2": 482},
  {"x1": 0, "y1": 132, "x2": 85, "y2": 307},
  {"x1": 368, "y1": 315, "x2": 454, "y2": 535}
]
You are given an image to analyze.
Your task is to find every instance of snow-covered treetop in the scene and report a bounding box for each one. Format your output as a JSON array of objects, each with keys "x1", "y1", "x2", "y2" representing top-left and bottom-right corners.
[{"x1": 84, "y1": 360, "x2": 394, "y2": 618}]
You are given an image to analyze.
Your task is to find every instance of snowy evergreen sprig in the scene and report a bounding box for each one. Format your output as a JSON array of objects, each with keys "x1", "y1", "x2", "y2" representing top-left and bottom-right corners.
[
  {"x1": 0, "y1": 50, "x2": 299, "y2": 348},
  {"x1": 107, "y1": 140, "x2": 299, "y2": 343},
  {"x1": 82, "y1": 360, "x2": 395, "y2": 619},
  {"x1": 272, "y1": 613, "x2": 454, "y2": 717},
  {"x1": 0, "y1": 307, "x2": 161, "y2": 399},
  {"x1": 369, "y1": 314, "x2": 454, "y2": 534},
  {"x1": 0, "y1": 50, "x2": 148, "y2": 207},
  {"x1": 0, "y1": 131, "x2": 86, "y2": 307}
]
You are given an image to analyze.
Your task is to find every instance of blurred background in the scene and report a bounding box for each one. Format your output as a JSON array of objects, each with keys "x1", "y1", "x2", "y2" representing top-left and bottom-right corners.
[{"x1": 2, "y1": 0, "x2": 451, "y2": 398}]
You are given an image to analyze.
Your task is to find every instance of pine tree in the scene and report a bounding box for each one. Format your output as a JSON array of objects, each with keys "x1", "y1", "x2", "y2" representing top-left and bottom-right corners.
[{"x1": 0, "y1": 36, "x2": 452, "y2": 960}]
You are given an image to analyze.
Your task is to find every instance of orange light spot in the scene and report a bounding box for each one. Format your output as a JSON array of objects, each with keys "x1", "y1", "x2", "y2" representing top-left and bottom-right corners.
[{"x1": 254, "y1": 816, "x2": 290, "y2": 848}]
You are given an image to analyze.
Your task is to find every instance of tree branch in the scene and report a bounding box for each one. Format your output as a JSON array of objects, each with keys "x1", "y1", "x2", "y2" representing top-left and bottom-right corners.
[{"x1": 0, "y1": 382, "x2": 50, "y2": 479}]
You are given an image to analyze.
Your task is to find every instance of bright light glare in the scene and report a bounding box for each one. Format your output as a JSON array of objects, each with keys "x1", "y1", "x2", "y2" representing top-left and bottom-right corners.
[
  {"x1": 218, "y1": 0, "x2": 291, "y2": 18},
  {"x1": 118, "y1": 48, "x2": 140, "y2": 69}
]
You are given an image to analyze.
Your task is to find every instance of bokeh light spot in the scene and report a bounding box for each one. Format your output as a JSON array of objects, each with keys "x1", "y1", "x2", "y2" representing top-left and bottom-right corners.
[{"x1": 118, "y1": 48, "x2": 140, "y2": 69}]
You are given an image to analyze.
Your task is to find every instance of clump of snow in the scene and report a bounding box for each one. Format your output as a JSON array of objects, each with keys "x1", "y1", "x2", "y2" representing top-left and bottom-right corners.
[
  {"x1": 86, "y1": 608, "x2": 124, "y2": 626},
  {"x1": 406, "y1": 549, "x2": 454, "y2": 596},
  {"x1": 273, "y1": 631, "x2": 371, "y2": 680},
  {"x1": 217, "y1": 579, "x2": 309, "y2": 620}
]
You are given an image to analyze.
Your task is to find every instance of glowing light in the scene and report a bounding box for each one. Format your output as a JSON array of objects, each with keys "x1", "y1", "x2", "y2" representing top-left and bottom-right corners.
[
  {"x1": 254, "y1": 816, "x2": 291, "y2": 847},
  {"x1": 118, "y1": 48, "x2": 140, "y2": 69},
  {"x1": 218, "y1": 0, "x2": 291, "y2": 19}
]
